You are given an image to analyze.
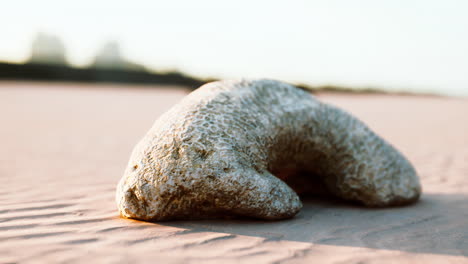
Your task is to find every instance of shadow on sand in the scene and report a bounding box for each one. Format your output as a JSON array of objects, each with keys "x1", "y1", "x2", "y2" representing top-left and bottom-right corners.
[{"x1": 152, "y1": 193, "x2": 467, "y2": 257}]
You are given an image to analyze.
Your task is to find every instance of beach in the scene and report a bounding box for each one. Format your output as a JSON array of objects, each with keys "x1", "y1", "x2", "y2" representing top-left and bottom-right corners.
[{"x1": 1, "y1": 82, "x2": 467, "y2": 263}]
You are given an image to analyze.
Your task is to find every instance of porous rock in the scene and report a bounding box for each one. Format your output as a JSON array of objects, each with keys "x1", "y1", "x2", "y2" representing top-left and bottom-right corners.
[{"x1": 116, "y1": 79, "x2": 421, "y2": 221}]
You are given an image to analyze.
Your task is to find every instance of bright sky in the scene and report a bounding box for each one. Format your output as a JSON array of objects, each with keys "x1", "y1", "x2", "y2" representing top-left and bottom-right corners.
[{"x1": 1, "y1": 0, "x2": 467, "y2": 96}]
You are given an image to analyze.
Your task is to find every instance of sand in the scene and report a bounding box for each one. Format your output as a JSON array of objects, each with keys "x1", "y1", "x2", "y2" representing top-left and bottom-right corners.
[{"x1": 0, "y1": 82, "x2": 467, "y2": 263}]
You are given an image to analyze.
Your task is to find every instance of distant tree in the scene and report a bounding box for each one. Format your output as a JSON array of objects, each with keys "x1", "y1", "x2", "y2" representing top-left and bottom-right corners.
[
  {"x1": 91, "y1": 41, "x2": 145, "y2": 71},
  {"x1": 28, "y1": 32, "x2": 67, "y2": 65}
]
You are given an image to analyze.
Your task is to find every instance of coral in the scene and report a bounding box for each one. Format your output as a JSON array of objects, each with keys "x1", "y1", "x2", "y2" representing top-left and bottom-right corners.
[{"x1": 116, "y1": 79, "x2": 421, "y2": 221}]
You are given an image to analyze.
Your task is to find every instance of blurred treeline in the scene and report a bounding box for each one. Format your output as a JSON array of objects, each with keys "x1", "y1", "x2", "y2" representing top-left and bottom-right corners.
[
  {"x1": 0, "y1": 32, "x2": 403, "y2": 94},
  {"x1": 0, "y1": 33, "x2": 207, "y2": 89}
]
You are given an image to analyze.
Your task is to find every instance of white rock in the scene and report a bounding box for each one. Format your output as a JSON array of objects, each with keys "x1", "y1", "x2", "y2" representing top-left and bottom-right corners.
[{"x1": 116, "y1": 79, "x2": 421, "y2": 221}]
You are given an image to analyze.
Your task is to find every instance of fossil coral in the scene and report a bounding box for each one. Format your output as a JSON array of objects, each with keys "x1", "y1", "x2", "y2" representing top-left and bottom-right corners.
[{"x1": 116, "y1": 79, "x2": 421, "y2": 221}]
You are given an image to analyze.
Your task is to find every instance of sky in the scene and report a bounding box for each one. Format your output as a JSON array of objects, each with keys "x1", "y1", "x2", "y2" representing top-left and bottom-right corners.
[{"x1": 1, "y1": 0, "x2": 467, "y2": 96}]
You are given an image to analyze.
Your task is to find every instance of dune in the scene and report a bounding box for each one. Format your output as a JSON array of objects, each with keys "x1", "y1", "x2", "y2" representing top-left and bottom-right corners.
[{"x1": 0, "y1": 82, "x2": 467, "y2": 263}]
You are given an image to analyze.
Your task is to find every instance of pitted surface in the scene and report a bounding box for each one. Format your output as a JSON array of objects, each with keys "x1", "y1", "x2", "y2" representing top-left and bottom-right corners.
[{"x1": 116, "y1": 79, "x2": 421, "y2": 221}]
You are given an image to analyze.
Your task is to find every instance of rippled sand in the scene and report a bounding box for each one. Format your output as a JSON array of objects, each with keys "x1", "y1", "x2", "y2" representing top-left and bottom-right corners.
[{"x1": 1, "y1": 82, "x2": 467, "y2": 263}]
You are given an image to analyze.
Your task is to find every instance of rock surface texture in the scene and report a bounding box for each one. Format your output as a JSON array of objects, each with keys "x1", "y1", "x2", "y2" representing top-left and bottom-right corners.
[{"x1": 116, "y1": 79, "x2": 421, "y2": 221}]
